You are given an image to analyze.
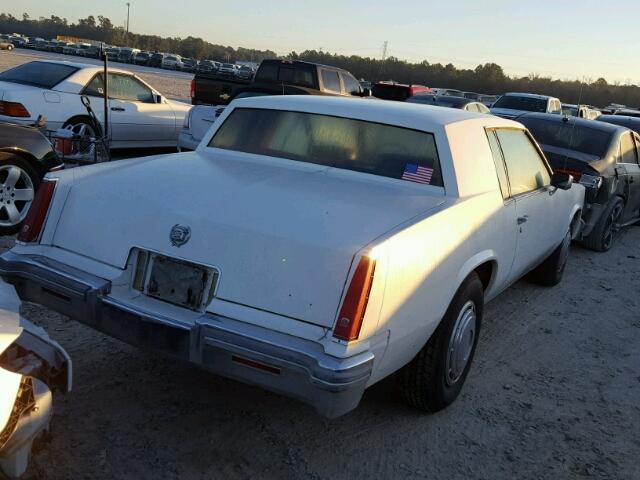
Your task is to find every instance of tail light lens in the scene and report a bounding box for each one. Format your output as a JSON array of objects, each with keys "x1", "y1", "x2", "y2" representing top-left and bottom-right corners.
[
  {"x1": 553, "y1": 167, "x2": 582, "y2": 181},
  {"x1": 17, "y1": 179, "x2": 56, "y2": 243},
  {"x1": 190, "y1": 79, "x2": 195, "y2": 99},
  {"x1": 0, "y1": 101, "x2": 30, "y2": 118},
  {"x1": 333, "y1": 256, "x2": 376, "y2": 341}
]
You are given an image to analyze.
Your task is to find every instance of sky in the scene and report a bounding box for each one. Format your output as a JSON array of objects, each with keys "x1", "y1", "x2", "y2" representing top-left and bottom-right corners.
[{"x1": 5, "y1": 0, "x2": 639, "y2": 83}]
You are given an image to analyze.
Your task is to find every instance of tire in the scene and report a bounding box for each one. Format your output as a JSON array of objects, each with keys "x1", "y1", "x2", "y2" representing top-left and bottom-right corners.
[
  {"x1": 583, "y1": 197, "x2": 624, "y2": 252},
  {"x1": 62, "y1": 116, "x2": 98, "y2": 153},
  {"x1": 528, "y1": 229, "x2": 571, "y2": 287},
  {"x1": 0, "y1": 154, "x2": 40, "y2": 236},
  {"x1": 7, "y1": 45, "x2": 14, "y2": 51},
  {"x1": 397, "y1": 272, "x2": 483, "y2": 412}
]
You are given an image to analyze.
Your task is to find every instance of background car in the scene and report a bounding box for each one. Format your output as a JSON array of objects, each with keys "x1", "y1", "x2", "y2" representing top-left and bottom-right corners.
[
  {"x1": 432, "y1": 88, "x2": 465, "y2": 97},
  {"x1": 371, "y1": 82, "x2": 434, "y2": 101},
  {"x1": 134, "y1": 51, "x2": 150, "y2": 65},
  {"x1": 181, "y1": 57, "x2": 197, "y2": 72},
  {"x1": 0, "y1": 121, "x2": 64, "y2": 234},
  {"x1": 105, "y1": 46, "x2": 120, "y2": 61},
  {"x1": 162, "y1": 55, "x2": 183, "y2": 70},
  {"x1": 407, "y1": 94, "x2": 491, "y2": 113},
  {"x1": 517, "y1": 112, "x2": 640, "y2": 251},
  {"x1": 0, "y1": 60, "x2": 191, "y2": 149},
  {"x1": 491, "y1": 93, "x2": 562, "y2": 119},
  {"x1": 147, "y1": 52, "x2": 165, "y2": 68},
  {"x1": 117, "y1": 47, "x2": 140, "y2": 64},
  {"x1": 197, "y1": 59, "x2": 220, "y2": 74},
  {"x1": 218, "y1": 62, "x2": 239, "y2": 77},
  {"x1": 0, "y1": 39, "x2": 14, "y2": 51}
]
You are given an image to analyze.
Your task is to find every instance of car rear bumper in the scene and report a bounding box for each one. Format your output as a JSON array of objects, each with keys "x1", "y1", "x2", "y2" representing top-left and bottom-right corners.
[
  {"x1": 177, "y1": 131, "x2": 200, "y2": 151},
  {"x1": 0, "y1": 251, "x2": 373, "y2": 418}
]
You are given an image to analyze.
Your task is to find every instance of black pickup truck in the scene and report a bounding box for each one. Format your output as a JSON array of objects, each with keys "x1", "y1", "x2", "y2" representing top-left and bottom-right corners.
[{"x1": 191, "y1": 59, "x2": 365, "y2": 105}]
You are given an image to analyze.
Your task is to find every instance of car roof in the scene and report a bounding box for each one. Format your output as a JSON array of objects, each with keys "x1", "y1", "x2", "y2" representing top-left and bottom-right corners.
[
  {"x1": 502, "y1": 92, "x2": 556, "y2": 100},
  {"x1": 517, "y1": 112, "x2": 626, "y2": 134},
  {"x1": 230, "y1": 95, "x2": 518, "y2": 130},
  {"x1": 29, "y1": 60, "x2": 135, "y2": 75}
]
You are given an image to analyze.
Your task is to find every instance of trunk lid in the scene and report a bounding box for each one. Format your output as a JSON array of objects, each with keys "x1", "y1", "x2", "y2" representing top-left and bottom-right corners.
[{"x1": 51, "y1": 152, "x2": 445, "y2": 326}]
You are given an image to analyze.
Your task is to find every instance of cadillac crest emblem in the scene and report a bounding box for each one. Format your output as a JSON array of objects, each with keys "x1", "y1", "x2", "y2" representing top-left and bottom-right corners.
[{"x1": 170, "y1": 224, "x2": 191, "y2": 247}]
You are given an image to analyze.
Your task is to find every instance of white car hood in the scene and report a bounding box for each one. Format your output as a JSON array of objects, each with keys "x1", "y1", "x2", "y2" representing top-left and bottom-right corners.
[{"x1": 52, "y1": 151, "x2": 445, "y2": 326}]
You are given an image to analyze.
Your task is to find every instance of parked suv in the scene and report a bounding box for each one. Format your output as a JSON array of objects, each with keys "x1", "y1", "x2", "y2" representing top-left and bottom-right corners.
[
  {"x1": 491, "y1": 93, "x2": 562, "y2": 119},
  {"x1": 162, "y1": 55, "x2": 183, "y2": 70}
]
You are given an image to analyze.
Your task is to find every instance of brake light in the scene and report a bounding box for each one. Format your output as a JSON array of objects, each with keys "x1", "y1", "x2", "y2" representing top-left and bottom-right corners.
[
  {"x1": 333, "y1": 256, "x2": 376, "y2": 341},
  {"x1": 17, "y1": 179, "x2": 56, "y2": 243},
  {"x1": 190, "y1": 79, "x2": 195, "y2": 99},
  {"x1": 554, "y1": 167, "x2": 582, "y2": 181},
  {"x1": 0, "y1": 101, "x2": 30, "y2": 118}
]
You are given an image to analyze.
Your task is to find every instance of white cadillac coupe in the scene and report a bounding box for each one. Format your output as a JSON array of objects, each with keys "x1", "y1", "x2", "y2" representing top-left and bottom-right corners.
[
  {"x1": 0, "y1": 96, "x2": 584, "y2": 417},
  {"x1": 0, "y1": 60, "x2": 191, "y2": 148}
]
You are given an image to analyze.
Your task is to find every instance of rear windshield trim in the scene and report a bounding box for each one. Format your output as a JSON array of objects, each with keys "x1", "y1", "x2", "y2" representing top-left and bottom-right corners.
[
  {"x1": 0, "y1": 61, "x2": 79, "y2": 89},
  {"x1": 208, "y1": 107, "x2": 443, "y2": 187}
]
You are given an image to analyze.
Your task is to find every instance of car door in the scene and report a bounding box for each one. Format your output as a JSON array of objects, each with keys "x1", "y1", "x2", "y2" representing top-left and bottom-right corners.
[
  {"x1": 494, "y1": 128, "x2": 563, "y2": 280},
  {"x1": 107, "y1": 73, "x2": 176, "y2": 144},
  {"x1": 618, "y1": 132, "x2": 640, "y2": 221}
]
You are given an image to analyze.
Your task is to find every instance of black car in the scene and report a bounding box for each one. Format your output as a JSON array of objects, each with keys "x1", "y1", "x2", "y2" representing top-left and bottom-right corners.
[
  {"x1": 147, "y1": 53, "x2": 164, "y2": 68},
  {"x1": 517, "y1": 113, "x2": 640, "y2": 251},
  {"x1": 0, "y1": 122, "x2": 64, "y2": 235},
  {"x1": 597, "y1": 115, "x2": 640, "y2": 135},
  {"x1": 407, "y1": 94, "x2": 491, "y2": 113}
]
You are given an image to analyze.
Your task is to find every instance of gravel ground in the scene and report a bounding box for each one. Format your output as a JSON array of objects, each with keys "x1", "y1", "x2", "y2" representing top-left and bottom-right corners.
[{"x1": 1, "y1": 48, "x2": 640, "y2": 480}]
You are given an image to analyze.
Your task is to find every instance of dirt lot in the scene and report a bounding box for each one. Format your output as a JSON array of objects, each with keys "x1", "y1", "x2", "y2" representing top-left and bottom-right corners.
[
  {"x1": 0, "y1": 227, "x2": 636, "y2": 480},
  {"x1": 1, "y1": 48, "x2": 640, "y2": 480}
]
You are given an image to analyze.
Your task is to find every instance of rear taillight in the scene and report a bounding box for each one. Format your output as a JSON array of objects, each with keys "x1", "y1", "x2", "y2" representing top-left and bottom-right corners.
[
  {"x1": 190, "y1": 79, "x2": 195, "y2": 99},
  {"x1": 553, "y1": 167, "x2": 582, "y2": 181},
  {"x1": 0, "y1": 101, "x2": 30, "y2": 118},
  {"x1": 333, "y1": 256, "x2": 376, "y2": 341},
  {"x1": 17, "y1": 179, "x2": 56, "y2": 243}
]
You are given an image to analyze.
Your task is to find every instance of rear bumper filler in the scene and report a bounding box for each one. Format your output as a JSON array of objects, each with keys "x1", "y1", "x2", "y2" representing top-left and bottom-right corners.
[{"x1": 0, "y1": 252, "x2": 373, "y2": 418}]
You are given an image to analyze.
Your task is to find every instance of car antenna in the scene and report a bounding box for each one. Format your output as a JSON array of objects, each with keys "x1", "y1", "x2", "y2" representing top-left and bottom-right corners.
[{"x1": 563, "y1": 79, "x2": 585, "y2": 173}]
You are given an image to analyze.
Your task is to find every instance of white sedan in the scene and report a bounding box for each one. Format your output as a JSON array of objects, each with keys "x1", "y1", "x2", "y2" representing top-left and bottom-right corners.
[
  {"x1": 0, "y1": 60, "x2": 191, "y2": 148},
  {"x1": 0, "y1": 96, "x2": 584, "y2": 418}
]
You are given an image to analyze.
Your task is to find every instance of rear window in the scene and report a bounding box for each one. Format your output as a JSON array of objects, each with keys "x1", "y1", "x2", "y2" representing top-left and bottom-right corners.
[
  {"x1": 208, "y1": 108, "x2": 442, "y2": 186},
  {"x1": 0, "y1": 62, "x2": 78, "y2": 89},
  {"x1": 254, "y1": 63, "x2": 315, "y2": 88},
  {"x1": 520, "y1": 118, "x2": 613, "y2": 157},
  {"x1": 492, "y1": 96, "x2": 547, "y2": 112}
]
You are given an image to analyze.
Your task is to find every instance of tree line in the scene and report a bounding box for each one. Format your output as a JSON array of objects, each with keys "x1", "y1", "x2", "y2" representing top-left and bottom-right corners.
[{"x1": 1, "y1": 12, "x2": 638, "y2": 108}]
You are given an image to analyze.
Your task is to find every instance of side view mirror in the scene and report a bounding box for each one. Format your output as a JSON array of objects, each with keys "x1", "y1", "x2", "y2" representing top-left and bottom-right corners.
[
  {"x1": 154, "y1": 94, "x2": 163, "y2": 104},
  {"x1": 551, "y1": 172, "x2": 573, "y2": 190}
]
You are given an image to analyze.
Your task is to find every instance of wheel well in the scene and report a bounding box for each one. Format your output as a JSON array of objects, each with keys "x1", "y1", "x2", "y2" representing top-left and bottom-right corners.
[
  {"x1": 474, "y1": 261, "x2": 495, "y2": 292},
  {"x1": 570, "y1": 209, "x2": 582, "y2": 238},
  {"x1": 0, "y1": 150, "x2": 42, "y2": 176},
  {"x1": 63, "y1": 115, "x2": 92, "y2": 127}
]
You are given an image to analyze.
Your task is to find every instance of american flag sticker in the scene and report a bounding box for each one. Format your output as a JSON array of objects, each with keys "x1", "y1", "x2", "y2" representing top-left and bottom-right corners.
[{"x1": 401, "y1": 164, "x2": 433, "y2": 184}]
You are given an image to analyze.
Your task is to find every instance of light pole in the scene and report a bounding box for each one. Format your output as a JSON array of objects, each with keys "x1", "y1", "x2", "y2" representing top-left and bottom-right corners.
[{"x1": 125, "y1": 2, "x2": 130, "y2": 35}]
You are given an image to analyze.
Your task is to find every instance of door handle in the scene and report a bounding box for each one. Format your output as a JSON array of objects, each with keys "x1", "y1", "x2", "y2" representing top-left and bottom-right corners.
[
  {"x1": 517, "y1": 216, "x2": 528, "y2": 225},
  {"x1": 110, "y1": 107, "x2": 125, "y2": 112}
]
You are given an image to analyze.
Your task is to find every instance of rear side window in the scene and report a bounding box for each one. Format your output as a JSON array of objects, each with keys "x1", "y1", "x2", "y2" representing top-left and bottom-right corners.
[
  {"x1": 495, "y1": 129, "x2": 551, "y2": 195},
  {"x1": 341, "y1": 73, "x2": 362, "y2": 96},
  {"x1": 320, "y1": 70, "x2": 341, "y2": 93},
  {"x1": 0, "y1": 61, "x2": 78, "y2": 89},
  {"x1": 486, "y1": 130, "x2": 510, "y2": 199},
  {"x1": 209, "y1": 108, "x2": 443, "y2": 186},
  {"x1": 620, "y1": 133, "x2": 638, "y2": 164}
]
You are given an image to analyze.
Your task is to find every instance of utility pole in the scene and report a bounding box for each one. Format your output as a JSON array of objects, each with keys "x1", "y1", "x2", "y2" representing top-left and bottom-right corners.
[
  {"x1": 381, "y1": 41, "x2": 388, "y2": 62},
  {"x1": 125, "y1": 2, "x2": 131, "y2": 35}
]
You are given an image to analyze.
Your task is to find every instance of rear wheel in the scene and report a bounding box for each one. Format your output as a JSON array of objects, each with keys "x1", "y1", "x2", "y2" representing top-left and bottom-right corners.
[
  {"x1": 397, "y1": 273, "x2": 483, "y2": 412},
  {"x1": 62, "y1": 116, "x2": 98, "y2": 153},
  {"x1": 528, "y1": 229, "x2": 571, "y2": 287},
  {"x1": 0, "y1": 155, "x2": 39, "y2": 236},
  {"x1": 583, "y1": 197, "x2": 624, "y2": 252},
  {"x1": 7, "y1": 45, "x2": 14, "y2": 51}
]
